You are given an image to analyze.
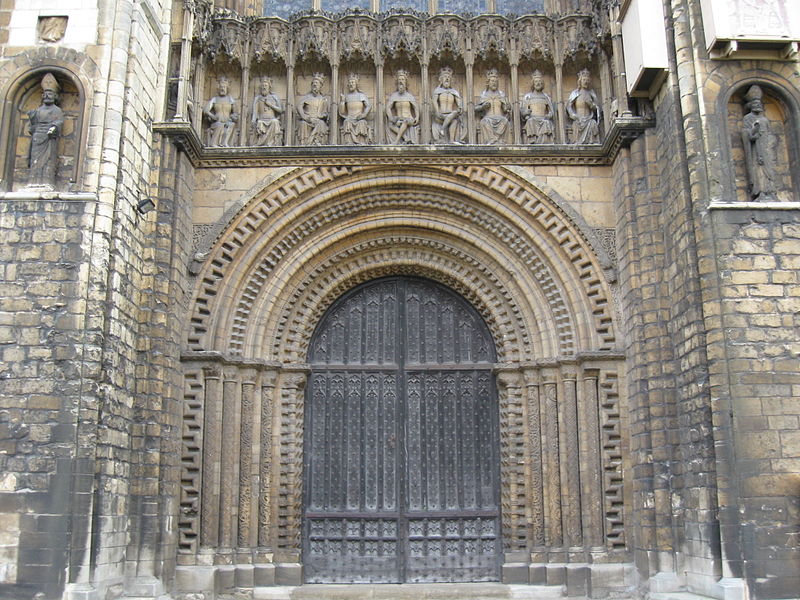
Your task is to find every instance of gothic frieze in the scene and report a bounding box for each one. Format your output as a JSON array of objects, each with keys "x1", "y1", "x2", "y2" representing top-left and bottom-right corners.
[
  {"x1": 295, "y1": 16, "x2": 335, "y2": 61},
  {"x1": 380, "y1": 15, "x2": 423, "y2": 59},
  {"x1": 252, "y1": 19, "x2": 288, "y2": 63},
  {"x1": 169, "y1": 8, "x2": 641, "y2": 149},
  {"x1": 338, "y1": 17, "x2": 376, "y2": 61},
  {"x1": 513, "y1": 16, "x2": 553, "y2": 60},
  {"x1": 206, "y1": 18, "x2": 247, "y2": 63},
  {"x1": 471, "y1": 17, "x2": 510, "y2": 60}
]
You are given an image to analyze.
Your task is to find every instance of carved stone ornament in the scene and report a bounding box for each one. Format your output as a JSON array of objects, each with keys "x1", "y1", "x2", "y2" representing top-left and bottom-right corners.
[
  {"x1": 252, "y1": 19, "x2": 288, "y2": 63},
  {"x1": 428, "y1": 16, "x2": 466, "y2": 59},
  {"x1": 38, "y1": 16, "x2": 68, "y2": 43},
  {"x1": 207, "y1": 18, "x2": 246, "y2": 63},
  {"x1": 514, "y1": 17, "x2": 553, "y2": 60},
  {"x1": 472, "y1": 17, "x2": 509, "y2": 59},
  {"x1": 380, "y1": 16, "x2": 422, "y2": 59},
  {"x1": 338, "y1": 17, "x2": 376, "y2": 61},
  {"x1": 295, "y1": 18, "x2": 333, "y2": 60},
  {"x1": 187, "y1": 0, "x2": 213, "y2": 45},
  {"x1": 559, "y1": 16, "x2": 598, "y2": 59}
]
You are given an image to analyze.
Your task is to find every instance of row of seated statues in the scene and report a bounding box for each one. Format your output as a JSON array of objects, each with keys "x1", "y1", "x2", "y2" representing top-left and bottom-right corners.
[{"x1": 202, "y1": 67, "x2": 603, "y2": 147}]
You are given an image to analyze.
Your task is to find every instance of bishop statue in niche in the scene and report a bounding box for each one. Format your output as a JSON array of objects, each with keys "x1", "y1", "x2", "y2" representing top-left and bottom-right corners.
[
  {"x1": 741, "y1": 85, "x2": 778, "y2": 201},
  {"x1": 27, "y1": 73, "x2": 64, "y2": 187}
]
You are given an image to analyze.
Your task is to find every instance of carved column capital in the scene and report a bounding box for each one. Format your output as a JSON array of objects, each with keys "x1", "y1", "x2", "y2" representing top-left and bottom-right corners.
[
  {"x1": 495, "y1": 366, "x2": 523, "y2": 391},
  {"x1": 280, "y1": 365, "x2": 310, "y2": 391},
  {"x1": 522, "y1": 366, "x2": 540, "y2": 387},
  {"x1": 202, "y1": 363, "x2": 222, "y2": 379}
]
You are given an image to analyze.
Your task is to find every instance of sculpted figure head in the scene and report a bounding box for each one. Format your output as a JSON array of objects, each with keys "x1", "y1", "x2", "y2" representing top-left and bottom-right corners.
[
  {"x1": 217, "y1": 76, "x2": 230, "y2": 95},
  {"x1": 438, "y1": 66, "x2": 453, "y2": 87},
  {"x1": 577, "y1": 68, "x2": 591, "y2": 89},
  {"x1": 486, "y1": 68, "x2": 499, "y2": 91},
  {"x1": 347, "y1": 73, "x2": 360, "y2": 92},
  {"x1": 744, "y1": 84, "x2": 764, "y2": 113},
  {"x1": 532, "y1": 69, "x2": 544, "y2": 92},
  {"x1": 259, "y1": 76, "x2": 272, "y2": 95},
  {"x1": 310, "y1": 73, "x2": 325, "y2": 94},
  {"x1": 40, "y1": 72, "x2": 60, "y2": 105},
  {"x1": 396, "y1": 69, "x2": 409, "y2": 92}
]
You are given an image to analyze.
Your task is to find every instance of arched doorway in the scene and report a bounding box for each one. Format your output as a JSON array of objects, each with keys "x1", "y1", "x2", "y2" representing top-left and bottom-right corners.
[{"x1": 303, "y1": 277, "x2": 501, "y2": 583}]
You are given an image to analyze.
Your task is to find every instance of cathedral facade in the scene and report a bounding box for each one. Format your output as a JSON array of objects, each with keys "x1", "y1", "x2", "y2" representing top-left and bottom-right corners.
[{"x1": 0, "y1": 1, "x2": 798, "y2": 599}]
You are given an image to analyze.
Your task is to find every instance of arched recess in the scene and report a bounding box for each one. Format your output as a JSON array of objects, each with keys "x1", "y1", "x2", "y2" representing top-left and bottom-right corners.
[
  {"x1": 0, "y1": 54, "x2": 95, "y2": 190},
  {"x1": 721, "y1": 78, "x2": 800, "y2": 203},
  {"x1": 176, "y1": 165, "x2": 630, "y2": 589}
]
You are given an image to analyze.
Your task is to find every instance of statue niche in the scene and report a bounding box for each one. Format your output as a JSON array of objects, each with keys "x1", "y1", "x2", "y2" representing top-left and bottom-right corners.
[
  {"x1": 339, "y1": 73, "x2": 372, "y2": 145},
  {"x1": 521, "y1": 70, "x2": 555, "y2": 144},
  {"x1": 297, "y1": 73, "x2": 330, "y2": 146},
  {"x1": 475, "y1": 68, "x2": 511, "y2": 145},
  {"x1": 251, "y1": 76, "x2": 283, "y2": 147},
  {"x1": 431, "y1": 66, "x2": 465, "y2": 145},
  {"x1": 741, "y1": 85, "x2": 778, "y2": 201},
  {"x1": 386, "y1": 69, "x2": 419, "y2": 145},
  {"x1": 566, "y1": 68, "x2": 601, "y2": 144},
  {"x1": 204, "y1": 75, "x2": 239, "y2": 147},
  {"x1": 27, "y1": 73, "x2": 64, "y2": 187}
]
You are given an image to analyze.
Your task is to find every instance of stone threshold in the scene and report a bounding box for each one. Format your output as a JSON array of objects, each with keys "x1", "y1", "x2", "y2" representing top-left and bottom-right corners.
[{"x1": 253, "y1": 583, "x2": 581, "y2": 600}]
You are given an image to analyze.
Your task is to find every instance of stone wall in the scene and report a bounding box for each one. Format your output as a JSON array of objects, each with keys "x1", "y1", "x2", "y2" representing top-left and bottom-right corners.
[{"x1": 0, "y1": 196, "x2": 101, "y2": 599}]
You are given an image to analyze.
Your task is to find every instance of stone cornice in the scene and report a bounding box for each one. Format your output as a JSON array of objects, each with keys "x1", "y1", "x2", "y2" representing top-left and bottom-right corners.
[{"x1": 153, "y1": 116, "x2": 654, "y2": 168}]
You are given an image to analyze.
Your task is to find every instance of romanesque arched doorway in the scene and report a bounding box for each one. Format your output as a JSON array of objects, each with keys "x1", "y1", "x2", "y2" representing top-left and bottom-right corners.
[{"x1": 303, "y1": 277, "x2": 501, "y2": 583}]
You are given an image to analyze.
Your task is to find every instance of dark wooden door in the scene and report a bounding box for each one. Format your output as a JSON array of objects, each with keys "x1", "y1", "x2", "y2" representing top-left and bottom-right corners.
[{"x1": 303, "y1": 277, "x2": 501, "y2": 583}]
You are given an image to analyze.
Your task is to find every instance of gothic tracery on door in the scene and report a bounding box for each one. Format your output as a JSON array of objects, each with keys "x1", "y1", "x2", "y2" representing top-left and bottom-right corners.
[{"x1": 303, "y1": 277, "x2": 501, "y2": 583}]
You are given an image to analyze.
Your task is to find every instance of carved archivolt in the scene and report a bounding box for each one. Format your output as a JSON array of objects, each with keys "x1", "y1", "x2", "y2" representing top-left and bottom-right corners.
[{"x1": 186, "y1": 165, "x2": 616, "y2": 362}]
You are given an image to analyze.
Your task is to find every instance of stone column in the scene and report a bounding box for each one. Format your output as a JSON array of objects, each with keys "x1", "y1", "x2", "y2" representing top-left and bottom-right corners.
[
  {"x1": 174, "y1": 6, "x2": 194, "y2": 122},
  {"x1": 375, "y1": 57, "x2": 385, "y2": 144},
  {"x1": 560, "y1": 365, "x2": 582, "y2": 551},
  {"x1": 580, "y1": 368, "x2": 604, "y2": 550},
  {"x1": 510, "y1": 59, "x2": 521, "y2": 145},
  {"x1": 257, "y1": 368, "x2": 278, "y2": 549},
  {"x1": 220, "y1": 366, "x2": 242, "y2": 549},
  {"x1": 465, "y1": 56, "x2": 476, "y2": 145},
  {"x1": 541, "y1": 367, "x2": 562, "y2": 550},
  {"x1": 201, "y1": 364, "x2": 223, "y2": 548},
  {"x1": 420, "y1": 63, "x2": 430, "y2": 145},
  {"x1": 238, "y1": 367, "x2": 258, "y2": 549},
  {"x1": 523, "y1": 367, "x2": 546, "y2": 549}
]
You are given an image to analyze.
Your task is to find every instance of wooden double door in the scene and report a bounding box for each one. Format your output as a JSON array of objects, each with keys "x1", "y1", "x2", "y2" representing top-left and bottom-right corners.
[{"x1": 303, "y1": 277, "x2": 502, "y2": 583}]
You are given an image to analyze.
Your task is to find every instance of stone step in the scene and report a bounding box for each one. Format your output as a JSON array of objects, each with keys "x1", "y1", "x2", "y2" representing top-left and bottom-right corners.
[{"x1": 254, "y1": 583, "x2": 572, "y2": 600}]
